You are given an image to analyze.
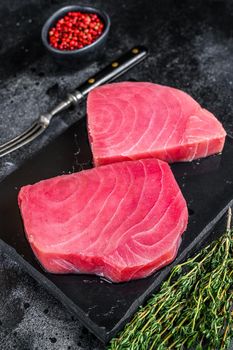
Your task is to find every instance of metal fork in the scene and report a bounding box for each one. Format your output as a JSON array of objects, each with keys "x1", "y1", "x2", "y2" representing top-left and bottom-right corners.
[{"x1": 0, "y1": 46, "x2": 148, "y2": 158}]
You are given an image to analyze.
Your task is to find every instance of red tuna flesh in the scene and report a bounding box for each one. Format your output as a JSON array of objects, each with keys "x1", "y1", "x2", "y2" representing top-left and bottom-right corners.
[
  {"x1": 18, "y1": 159, "x2": 188, "y2": 283},
  {"x1": 87, "y1": 82, "x2": 226, "y2": 166}
]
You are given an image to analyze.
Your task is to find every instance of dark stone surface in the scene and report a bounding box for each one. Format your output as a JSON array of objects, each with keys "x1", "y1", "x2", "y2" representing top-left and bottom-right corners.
[
  {"x1": 0, "y1": 249, "x2": 104, "y2": 350},
  {"x1": 1, "y1": 0, "x2": 233, "y2": 349}
]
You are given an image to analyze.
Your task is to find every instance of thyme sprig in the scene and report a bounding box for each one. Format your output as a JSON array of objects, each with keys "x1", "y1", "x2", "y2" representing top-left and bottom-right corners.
[{"x1": 109, "y1": 208, "x2": 233, "y2": 350}]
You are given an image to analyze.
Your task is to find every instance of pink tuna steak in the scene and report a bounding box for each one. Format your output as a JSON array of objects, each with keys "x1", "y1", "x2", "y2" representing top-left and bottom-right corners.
[
  {"x1": 18, "y1": 159, "x2": 188, "y2": 283},
  {"x1": 87, "y1": 82, "x2": 226, "y2": 166}
]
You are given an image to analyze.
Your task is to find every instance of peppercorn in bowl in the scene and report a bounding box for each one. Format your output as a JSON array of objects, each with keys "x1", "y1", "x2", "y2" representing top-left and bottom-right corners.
[{"x1": 41, "y1": 5, "x2": 110, "y2": 65}]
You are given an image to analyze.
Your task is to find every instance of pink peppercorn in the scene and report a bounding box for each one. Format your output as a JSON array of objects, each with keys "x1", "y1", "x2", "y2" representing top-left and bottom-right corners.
[{"x1": 49, "y1": 11, "x2": 105, "y2": 51}]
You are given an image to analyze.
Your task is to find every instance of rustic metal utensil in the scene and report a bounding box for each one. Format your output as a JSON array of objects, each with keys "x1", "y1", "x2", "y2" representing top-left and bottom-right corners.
[{"x1": 0, "y1": 46, "x2": 148, "y2": 158}]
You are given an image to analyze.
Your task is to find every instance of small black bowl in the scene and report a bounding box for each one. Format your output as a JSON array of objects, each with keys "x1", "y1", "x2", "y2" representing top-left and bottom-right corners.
[{"x1": 41, "y1": 5, "x2": 110, "y2": 66}]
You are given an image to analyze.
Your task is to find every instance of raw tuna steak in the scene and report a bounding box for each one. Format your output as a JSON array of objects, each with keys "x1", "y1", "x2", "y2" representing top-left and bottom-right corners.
[
  {"x1": 87, "y1": 82, "x2": 226, "y2": 166},
  {"x1": 18, "y1": 159, "x2": 188, "y2": 283}
]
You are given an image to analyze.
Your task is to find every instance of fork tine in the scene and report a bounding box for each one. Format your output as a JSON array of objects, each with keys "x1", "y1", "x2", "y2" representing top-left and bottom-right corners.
[
  {"x1": 0, "y1": 121, "x2": 41, "y2": 150},
  {"x1": 0, "y1": 123, "x2": 46, "y2": 158}
]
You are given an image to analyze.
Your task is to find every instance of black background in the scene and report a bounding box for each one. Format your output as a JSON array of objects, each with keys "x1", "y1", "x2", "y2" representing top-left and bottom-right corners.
[{"x1": 1, "y1": 0, "x2": 233, "y2": 349}]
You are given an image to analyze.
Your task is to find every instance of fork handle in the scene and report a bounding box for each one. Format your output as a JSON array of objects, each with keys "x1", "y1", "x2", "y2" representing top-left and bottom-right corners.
[
  {"x1": 44, "y1": 46, "x2": 148, "y2": 123},
  {"x1": 76, "y1": 46, "x2": 148, "y2": 97}
]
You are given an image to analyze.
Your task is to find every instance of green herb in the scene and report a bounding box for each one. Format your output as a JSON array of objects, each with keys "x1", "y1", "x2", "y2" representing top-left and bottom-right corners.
[{"x1": 109, "y1": 208, "x2": 233, "y2": 350}]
